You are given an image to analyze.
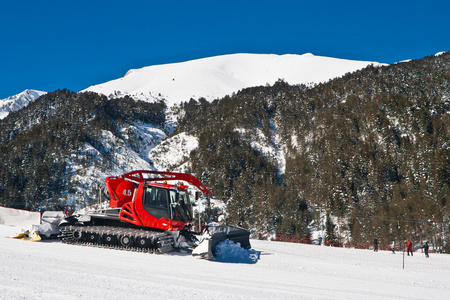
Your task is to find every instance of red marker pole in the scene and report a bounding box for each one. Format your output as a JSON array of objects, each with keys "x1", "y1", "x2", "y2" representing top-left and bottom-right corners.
[{"x1": 402, "y1": 242, "x2": 405, "y2": 269}]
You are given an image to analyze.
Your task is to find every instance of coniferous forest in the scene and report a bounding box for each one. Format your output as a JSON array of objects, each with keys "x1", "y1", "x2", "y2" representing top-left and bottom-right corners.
[
  {"x1": 0, "y1": 90, "x2": 166, "y2": 209},
  {"x1": 1, "y1": 53, "x2": 449, "y2": 250},
  {"x1": 179, "y1": 53, "x2": 450, "y2": 249}
]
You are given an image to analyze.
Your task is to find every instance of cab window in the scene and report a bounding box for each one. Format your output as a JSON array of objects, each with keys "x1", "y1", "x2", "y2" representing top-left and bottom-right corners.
[{"x1": 143, "y1": 187, "x2": 169, "y2": 219}]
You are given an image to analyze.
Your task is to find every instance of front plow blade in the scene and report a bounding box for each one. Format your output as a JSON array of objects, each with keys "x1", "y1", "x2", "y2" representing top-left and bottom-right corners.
[{"x1": 193, "y1": 225, "x2": 251, "y2": 260}]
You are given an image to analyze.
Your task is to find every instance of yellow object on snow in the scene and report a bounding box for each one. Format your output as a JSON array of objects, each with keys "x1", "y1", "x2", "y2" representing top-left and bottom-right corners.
[
  {"x1": 7, "y1": 232, "x2": 27, "y2": 239},
  {"x1": 31, "y1": 231, "x2": 42, "y2": 241},
  {"x1": 6, "y1": 230, "x2": 42, "y2": 241}
]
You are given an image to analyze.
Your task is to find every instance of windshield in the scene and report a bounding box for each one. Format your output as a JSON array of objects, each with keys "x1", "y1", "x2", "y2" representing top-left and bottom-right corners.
[
  {"x1": 142, "y1": 186, "x2": 170, "y2": 219},
  {"x1": 169, "y1": 190, "x2": 193, "y2": 222}
]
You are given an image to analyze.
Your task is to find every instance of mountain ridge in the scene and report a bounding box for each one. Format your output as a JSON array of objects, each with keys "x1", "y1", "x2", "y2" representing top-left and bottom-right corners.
[
  {"x1": 1, "y1": 52, "x2": 448, "y2": 250},
  {"x1": 82, "y1": 53, "x2": 384, "y2": 106},
  {"x1": 0, "y1": 89, "x2": 47, "y2": 120}
]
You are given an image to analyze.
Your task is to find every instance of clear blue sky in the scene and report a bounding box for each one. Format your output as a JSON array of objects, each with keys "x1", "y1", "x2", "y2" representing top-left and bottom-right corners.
[{"x1": 1, "y1": 0, "x2": 449, "y2": 99}]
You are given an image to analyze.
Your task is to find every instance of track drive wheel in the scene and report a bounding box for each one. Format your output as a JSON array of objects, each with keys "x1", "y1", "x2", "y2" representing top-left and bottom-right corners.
[
  {"x1": 119, "y1": 235, "x2": 134, "y2": 248},
  {"x1": 135, "y1": 236, "x2": 151, "y2": 249},
  {"x1": 86, "y1": 232, "x2": 99, "y2": 243},
  {"x1": 103, "y1": 233, "x2": 117, "y2": 245},
  {"x1": 72, "y1": 229, "x2": 83, "y2": 240}
]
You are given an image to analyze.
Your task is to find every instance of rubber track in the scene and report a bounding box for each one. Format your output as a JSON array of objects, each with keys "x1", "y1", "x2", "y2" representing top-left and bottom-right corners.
[{"x1": 59, "y1": 225, "x2": 175, "y2": 254}]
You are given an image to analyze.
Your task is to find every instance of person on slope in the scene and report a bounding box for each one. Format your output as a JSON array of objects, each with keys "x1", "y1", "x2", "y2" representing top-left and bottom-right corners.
[
  {"x1": 373, "y1": 237, "x2": 379, "y2": 252},
  {"x1": 423, "y1": 242, "x2": 429, "y2": 258},
  {"x1": 390, "y1": 241, "x2": 395, "y2": 254},
  {"x1": 406, "y1": 239, "x2": 413, "y2": 256}
]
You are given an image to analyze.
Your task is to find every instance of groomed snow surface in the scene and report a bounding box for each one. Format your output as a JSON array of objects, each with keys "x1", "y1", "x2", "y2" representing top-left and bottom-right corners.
[{"x1": 1, "y1": 225, "x2": 449, "y2": 299}]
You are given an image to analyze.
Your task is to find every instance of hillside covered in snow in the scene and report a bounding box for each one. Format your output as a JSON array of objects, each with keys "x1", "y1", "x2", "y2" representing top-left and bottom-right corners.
[
  {"x1": 83, "y1": 53, "x2": 382, "y2": 106},
  {"x1": 1, "y1": 52, "x2": 449, "y2": 251},
  {"x1": 0, "y1": 89, "x2": 46, "y2": 120}
]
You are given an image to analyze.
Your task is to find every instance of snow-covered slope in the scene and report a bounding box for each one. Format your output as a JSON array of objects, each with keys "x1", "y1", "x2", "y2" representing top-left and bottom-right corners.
[
  {"x1": 0, "y1": 89, "x2": 47, "y2": 120},
  {"x1": 1, "y1": 224, "x2": 449, "y2": 299},
  {"x1": 83, "y1": 53, "x2": 383, "y2": 106},
  {"x1": 148, "y1": 132, "x2": 198, "y2": 171},
  {"x1": 65, "y1": 122, "x2": 170, "y2": 205}
]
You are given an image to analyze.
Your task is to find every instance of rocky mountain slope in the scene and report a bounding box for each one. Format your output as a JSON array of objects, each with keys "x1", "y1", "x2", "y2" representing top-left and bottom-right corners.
[
  {"x1": 0, "y1": 89, "x2": 46, "y2": 119},
  {"x1": 179, "y1": 52, "x2": 450, "y2": 247}
]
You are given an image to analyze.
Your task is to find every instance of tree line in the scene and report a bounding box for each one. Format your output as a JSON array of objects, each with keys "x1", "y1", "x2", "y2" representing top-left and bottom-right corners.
[
  {"x1": 0, "y1": 52, "x2": 449, "y2": 251},
  {"x1": 178, "y1": 52, "x2": 450, "y2": 250}
]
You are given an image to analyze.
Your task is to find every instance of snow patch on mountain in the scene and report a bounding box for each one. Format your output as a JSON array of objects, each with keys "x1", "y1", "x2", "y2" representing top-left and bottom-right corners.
[
  {"x1": 148, "y1": 132, "x2": 199, "y2": 172},
  {"x1": 82, "y1": 53, "x2": 383, "y2": 107},
  {"x1": 120, "y1": 122, "x2": 168, "y2": 160},
  {"x1": 0, "y1": 89, "x2": 47, "y2": 120},
  {"x1": 65, "y1": 121, "x2": 176, "y2": 207},
  {"x1": 235, "y1": 118, "x2": 287, "y2": 175}
]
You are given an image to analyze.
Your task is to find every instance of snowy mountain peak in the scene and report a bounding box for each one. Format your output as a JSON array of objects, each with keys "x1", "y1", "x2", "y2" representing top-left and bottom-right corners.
[
  {"x1": 82, "y1": 53, "x2": 384, "y2": 107},
  {"x1": 0, "y1": 89, "x2": 47, "y2": 120}
]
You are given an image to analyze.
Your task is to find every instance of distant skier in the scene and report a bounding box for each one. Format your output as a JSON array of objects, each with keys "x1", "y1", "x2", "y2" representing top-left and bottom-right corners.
[
  {"x1": 390, "y1": 241, "x2": 395, "y2": 254},
  {"x1": 423, "y1": 242, "x2": 429, "y2": 258},
  {"x1": 407, "y1": 239, "x2": 413, "y2": 256},
  {"x1": 374, "y1": 237, "x2": 378, "y2": 252}
]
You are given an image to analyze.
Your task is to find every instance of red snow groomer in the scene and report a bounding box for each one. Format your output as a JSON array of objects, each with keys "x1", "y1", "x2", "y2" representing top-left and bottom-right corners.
[{"x1": 59, "y1": 170, "x2": 250, "y2": 258}]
